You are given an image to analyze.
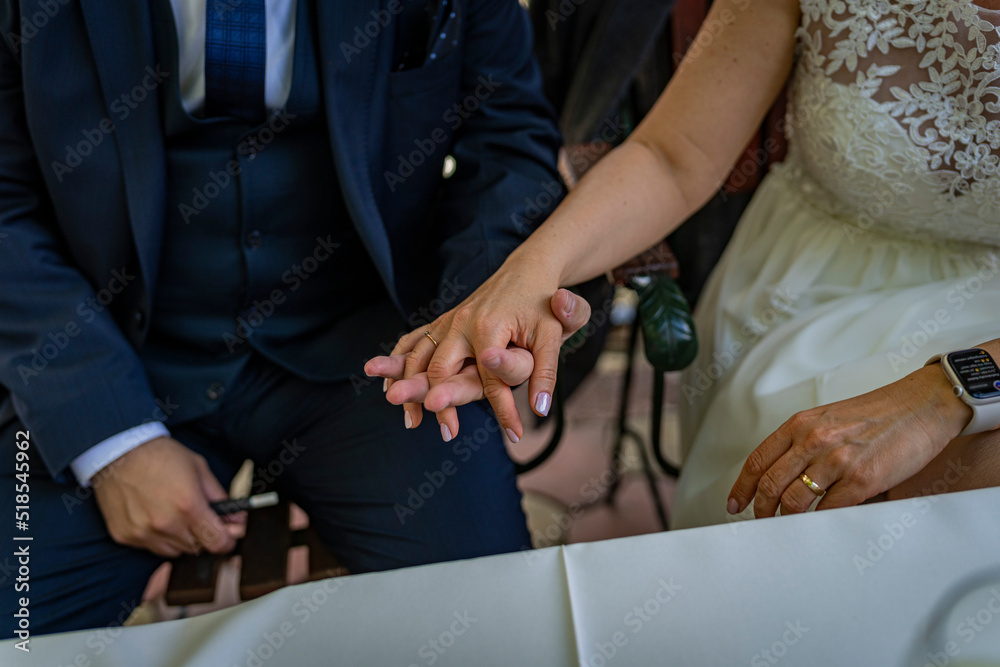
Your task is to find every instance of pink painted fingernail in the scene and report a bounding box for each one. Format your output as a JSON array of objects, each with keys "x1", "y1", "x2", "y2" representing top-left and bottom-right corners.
[
  {"x1": 505, "y1": 428, "x2": 520, "y2": 444},
  {"x1": 440, "y1": 424, "x2": 453, "y2": 443},
  {"x1": 405, "y1": 412, "x2": 413, "y2": 430},
  {"x1": 727, "y1": 498, "x2": 739, "y2": 515},
  {"x1": 535, "y1": 392, "x2": 551, "y2": 417}
]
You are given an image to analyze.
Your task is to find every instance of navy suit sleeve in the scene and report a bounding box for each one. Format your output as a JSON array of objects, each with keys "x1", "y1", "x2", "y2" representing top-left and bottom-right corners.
[
  {"x1": 435, "y1": 0, "x2": 565, "y2": 301},
  {"x1": 0, "y1": 27, "x2": 163, "y2": 479}
]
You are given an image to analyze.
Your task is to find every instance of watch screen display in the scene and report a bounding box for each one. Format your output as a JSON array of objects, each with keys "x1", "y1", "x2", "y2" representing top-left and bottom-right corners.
[{"x1": 947, "y1": 349, "x2": 1000, "y2": 400}]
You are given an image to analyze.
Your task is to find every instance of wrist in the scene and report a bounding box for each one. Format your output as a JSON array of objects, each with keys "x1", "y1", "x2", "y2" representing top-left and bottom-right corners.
[
  {"x1": 916, "y1": 363, "x2": 975, "y2": 438},
  {"x1": 504, "y1": 245, "x2": 564, "y2": 291}
]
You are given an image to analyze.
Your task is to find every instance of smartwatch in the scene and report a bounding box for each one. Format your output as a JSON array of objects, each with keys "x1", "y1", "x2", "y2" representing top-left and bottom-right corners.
[{"x1": 925, "y1": 348, "x2": 1000, "y2": 436}]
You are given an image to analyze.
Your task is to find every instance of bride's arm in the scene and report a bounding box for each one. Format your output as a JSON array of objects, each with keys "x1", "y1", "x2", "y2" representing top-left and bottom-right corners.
[
  {"x1": 524, "y1": 0, "x2": 800, "y2": 288},
  {"x1": 370, "y1": 0, "x2": 802, "y2": 439}
]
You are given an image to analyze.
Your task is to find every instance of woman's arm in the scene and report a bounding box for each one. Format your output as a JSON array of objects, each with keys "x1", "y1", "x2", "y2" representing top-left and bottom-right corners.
[
  {"x1": 730, "y1": 339, "x2": 1000, "y2": 517},
  {"x1": 368, "y1": 0, "x2": 802, "y2": 440}
]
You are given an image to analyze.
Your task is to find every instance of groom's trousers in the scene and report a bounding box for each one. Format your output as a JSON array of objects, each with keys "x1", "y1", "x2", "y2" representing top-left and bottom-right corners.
[{"x1": 0, "y1": 352, "x2": 530, "y2": 636}]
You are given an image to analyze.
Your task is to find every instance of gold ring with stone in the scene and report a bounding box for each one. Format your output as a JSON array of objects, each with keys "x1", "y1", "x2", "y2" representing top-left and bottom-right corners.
[{"x1": 423, "y1": 331, "x2": 439, "y2": 347}]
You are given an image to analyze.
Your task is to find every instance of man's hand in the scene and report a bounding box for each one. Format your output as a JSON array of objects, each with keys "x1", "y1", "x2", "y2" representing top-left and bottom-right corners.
[
  {"x1": 93, "y1": 437, "x2": 237, "y2": 558},
  {"x1": 365, "y1": 286, "x2": 590, "y2": 442}
]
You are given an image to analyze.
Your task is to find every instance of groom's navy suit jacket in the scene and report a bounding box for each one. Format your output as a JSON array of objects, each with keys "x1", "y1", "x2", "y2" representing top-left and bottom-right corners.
[{"x1": 0, "y1": 0, "x2": 562, "y2": 479}]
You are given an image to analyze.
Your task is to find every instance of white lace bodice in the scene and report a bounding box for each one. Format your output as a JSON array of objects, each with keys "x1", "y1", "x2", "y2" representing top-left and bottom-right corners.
[{"x1": 787, "y1": 0, "x2": 1000, "y2": 244}]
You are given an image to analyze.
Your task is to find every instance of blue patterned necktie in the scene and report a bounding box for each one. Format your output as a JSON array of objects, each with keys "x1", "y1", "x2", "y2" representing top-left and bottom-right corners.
[{"x1": 205, "y1": 0, "x2": 266, "y2": 122}]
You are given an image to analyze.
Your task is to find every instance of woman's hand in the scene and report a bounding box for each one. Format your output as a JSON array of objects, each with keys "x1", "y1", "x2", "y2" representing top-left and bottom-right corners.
[
  {"x1": 371, "y1": 346, "x2": 535, "y2": 442},
  {"x1": 365, "y1": 259, "x2": 591, "y2": 442},
  {"x1": 728, "y1": 364, "x2": 975, "y2": 518}
]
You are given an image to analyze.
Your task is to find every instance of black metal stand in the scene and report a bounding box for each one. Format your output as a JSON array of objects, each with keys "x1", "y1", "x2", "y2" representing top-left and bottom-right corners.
[{"x1": 603, "y1": 316, "x2": 672, "y2": 531}]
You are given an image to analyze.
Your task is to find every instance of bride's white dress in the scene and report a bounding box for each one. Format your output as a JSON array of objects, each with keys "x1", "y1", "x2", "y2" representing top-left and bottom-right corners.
[{"x1": 671, "y1": 0, "x2": 1000, "y2": 529}]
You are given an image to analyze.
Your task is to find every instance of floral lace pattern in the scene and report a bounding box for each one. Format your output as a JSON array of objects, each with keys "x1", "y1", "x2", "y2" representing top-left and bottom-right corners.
[{"x1": 788, "y1": 0, "x2": 1000, "y2": 244}]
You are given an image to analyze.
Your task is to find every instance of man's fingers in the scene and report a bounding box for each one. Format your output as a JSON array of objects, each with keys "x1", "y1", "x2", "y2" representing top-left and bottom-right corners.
[
  {"x1": 478, "y1": 347, "x2": 534, "y2": 387},
  {"x1": 427, "y1": 365, "x2": 484, "y2": 442},
  {"x1": 364, "y1": 354, "x2": 406, "y2": 380},
  {"x1": 386, "y1": 374, "x2": 431, "y2": 405},
  {"x1": 526, "y1": 319, "x2": 563, "y2": 418},
  {"x1": 425, "y1": 365, "x2": 487, "y2": 413},
  {"x1": 403, "y1": 336, "x2": 440, "y2": 430},
  {"x1": 192, "y1": 458, "x2": 237, "y2": 554},
  {"x1": 550, "y1": 288, "x2": 591, "y2": 343}
]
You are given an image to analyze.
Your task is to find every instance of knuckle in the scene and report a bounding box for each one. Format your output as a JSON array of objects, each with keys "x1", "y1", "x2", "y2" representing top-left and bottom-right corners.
[
  {"x1": 482, "y1": 381, "x2": 506, "y2": 401},
  {"x1": 426, "y1": 358, "x2": 451, "y2": 381},
  {"x1": 826, "y1": 446, "x2": 855, "y2": 470},
  {"x1": 403, "y1": 350, "x2": 424, "y2": 372},
  {"x1": 744, "y1": 449, "x2": 770, "y2": 478},
  {"x1": 756, "y1": 473, "x2": 782, "y2": 500},
  {"x1": 107, "y1": 525, "x2": 129, "y2": 546},
  {"x1": 785, "y1": 411, "x2": 811, "y2": 432},
  {"x1": 451, "y1": 306, "x2": 473, "y2": 330},
  {"x1": 532, "y1": 366, "x2": 558, "y2": 385},
  {"x1": 147, "y1": 515, "x2": 172, "y2": 534},
  {"x1": 843, "y1": 463, "x2": 877, "y2": 494},
  {"x1": 780, "y1": 489, "x2": 809, "y2": 514},
  {"x1": 471, "y1": 319, "x2": 497, "y2": 343}
]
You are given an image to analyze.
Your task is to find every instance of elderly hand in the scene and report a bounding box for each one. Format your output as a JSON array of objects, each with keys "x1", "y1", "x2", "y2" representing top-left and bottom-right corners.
[
  {"x1": 365, "y1": 274, "x2": 591, "y2": 442},
  {"x1": 728, "y1": 364, "x2": 974, "y2": 518}
]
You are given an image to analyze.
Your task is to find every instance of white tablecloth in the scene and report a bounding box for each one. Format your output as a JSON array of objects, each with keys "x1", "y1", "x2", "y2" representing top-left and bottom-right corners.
[{"x1": 9, "y1": 487, "x2": 1000, "y2": 666}]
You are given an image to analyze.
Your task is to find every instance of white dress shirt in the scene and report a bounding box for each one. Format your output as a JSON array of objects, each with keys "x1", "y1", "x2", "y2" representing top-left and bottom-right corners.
[{"x1": 70, "y1": 0, "x2": 298, "y2": 485}]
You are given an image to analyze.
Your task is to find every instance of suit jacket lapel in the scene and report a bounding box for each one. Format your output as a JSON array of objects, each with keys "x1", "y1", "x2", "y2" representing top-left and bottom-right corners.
[
  {"x1": 315, "y1": 1, "x2": 400, "y2": 311},
  {"x1": 79, "y1": 0, "x2": 166, "y2": 299}
]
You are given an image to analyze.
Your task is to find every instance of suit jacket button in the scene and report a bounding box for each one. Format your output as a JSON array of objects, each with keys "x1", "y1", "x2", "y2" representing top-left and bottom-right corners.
[
  {"x1": 133, "y1": 310, "x2": 145, "y2": 327},
  {"x1": 245, "y1": 230, "x2": 263, "y2": 248},
  {"x1": 206, "y1": 382, "x2": 225, "y2": 401}
]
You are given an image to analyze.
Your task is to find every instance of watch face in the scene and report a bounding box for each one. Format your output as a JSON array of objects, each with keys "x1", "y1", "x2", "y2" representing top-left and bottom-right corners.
[{"x1": 947, "y1": 349, "x2": 1000, "y2": 400}]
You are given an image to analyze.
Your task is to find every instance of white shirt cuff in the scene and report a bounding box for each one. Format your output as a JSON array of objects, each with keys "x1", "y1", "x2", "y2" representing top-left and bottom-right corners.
[{"x1": 70, "y1": 422, "x2": 171, "y2": 486}]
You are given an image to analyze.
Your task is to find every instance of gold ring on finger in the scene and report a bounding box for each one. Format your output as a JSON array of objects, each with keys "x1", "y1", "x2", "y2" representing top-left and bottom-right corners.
[
  {"x1": 423, "y1": 331, "x2": 439, "y2": 347},
  {"x1": 800, "y1": 473, "x2": 825, "y2": 496}
]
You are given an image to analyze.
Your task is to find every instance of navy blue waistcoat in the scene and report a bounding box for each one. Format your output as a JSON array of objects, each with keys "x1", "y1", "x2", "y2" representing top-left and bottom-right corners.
[{"x1": 143, "y1": 0, "x2": 397, "y2": 424}]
